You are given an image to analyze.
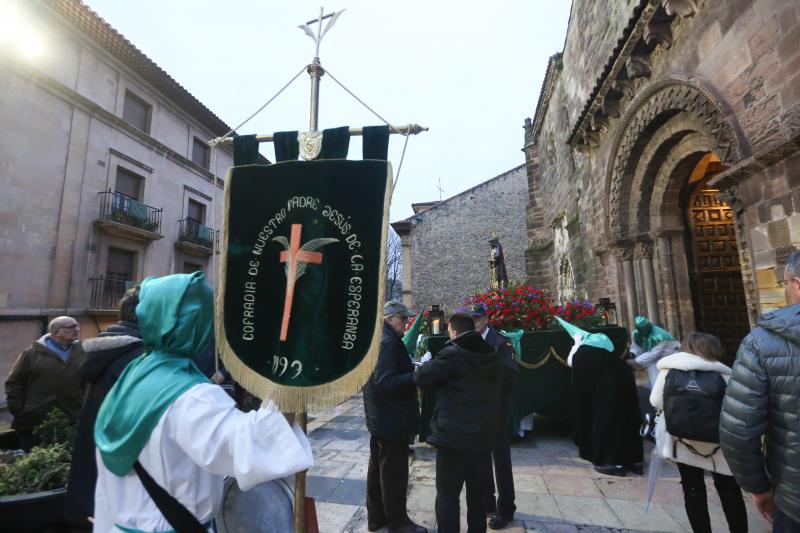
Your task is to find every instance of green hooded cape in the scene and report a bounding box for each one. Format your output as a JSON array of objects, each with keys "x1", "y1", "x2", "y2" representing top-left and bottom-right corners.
[
  {"x1": 401, "y1": 308, "x2": 424, "y2": 357},
  {"x1": 554, "y1": 316, "x2": 614, "y2": 353},
  {"x1": 95, "y1": 272, "x2": 213, "y2": 476},
  {"x1": 633, "y1": 315, "x2": 675, "y2": 351}
]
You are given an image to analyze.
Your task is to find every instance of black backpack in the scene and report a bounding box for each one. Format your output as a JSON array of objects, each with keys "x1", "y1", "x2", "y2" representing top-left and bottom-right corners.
[{"x1": 663, "y1": 369, "x2": 726, "y2": 443}]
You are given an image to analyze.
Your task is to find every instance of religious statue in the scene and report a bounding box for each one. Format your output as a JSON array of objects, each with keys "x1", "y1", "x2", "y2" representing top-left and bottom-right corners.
[{"x1": 489, "y1": 233, "x2": 509, "y2": 289}]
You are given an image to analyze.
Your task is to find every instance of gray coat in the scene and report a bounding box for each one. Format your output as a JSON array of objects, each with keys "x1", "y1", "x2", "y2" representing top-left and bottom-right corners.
[{"x1": 720, "y1": 304, "x2": 800, "y2": 522}]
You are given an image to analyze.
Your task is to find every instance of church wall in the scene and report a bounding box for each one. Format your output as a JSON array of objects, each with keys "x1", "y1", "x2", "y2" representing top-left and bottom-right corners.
[
  {"x1": 407, "y1": 166, "x2": 528, "y2": 310},
  {"x1": 525, "y1": 0, "x2": 800, "y2": 328}
]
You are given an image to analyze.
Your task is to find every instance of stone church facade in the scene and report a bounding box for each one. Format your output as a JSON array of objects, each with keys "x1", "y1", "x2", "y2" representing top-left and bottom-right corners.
[
  {"x1": 524, "y1": 0, "x2": 800, "y2": 358},
  {"x1": 392, "y1": 165, "x2": 528, "y2": 310}
]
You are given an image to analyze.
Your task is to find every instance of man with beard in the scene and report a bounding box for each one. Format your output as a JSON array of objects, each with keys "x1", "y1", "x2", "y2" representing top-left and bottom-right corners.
[{"x1": 557, "y1": 317, "x2": 643, "y2": 477}]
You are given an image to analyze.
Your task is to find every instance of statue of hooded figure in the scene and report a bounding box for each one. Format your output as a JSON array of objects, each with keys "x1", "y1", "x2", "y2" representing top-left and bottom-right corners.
[
  {"x1": 557, "y1": 317, "x2": 643, "y2": 477},
  {"x1": 628, "y1": 316, "x2": 680, "y2": 387},
  {"x1": 93, "y1": 272, "x2": 313, "y2": 532}
]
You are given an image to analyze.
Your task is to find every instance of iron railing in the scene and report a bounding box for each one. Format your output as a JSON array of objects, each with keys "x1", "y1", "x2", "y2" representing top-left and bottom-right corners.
[
  {"x1": 97, "y1": 190, "x2": 162, "y2": 235},
  {"x1": 89, "y1": 277, "x2": 137, "y2": 311},
  {"x1": 177, "y1": 219, "x2": 217, "y2": 250}
]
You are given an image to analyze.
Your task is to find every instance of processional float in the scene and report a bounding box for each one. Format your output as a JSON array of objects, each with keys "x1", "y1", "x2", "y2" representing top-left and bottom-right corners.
[{"x1": 208, "y1": 8, "x2": 427, "y2": 532}]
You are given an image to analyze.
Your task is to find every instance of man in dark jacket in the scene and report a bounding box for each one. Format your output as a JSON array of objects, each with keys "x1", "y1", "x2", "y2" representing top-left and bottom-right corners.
[
  {"x1": 721, "y1": 250, "x2": 800, "y2": 530},
  {"x1": 362, "y1": 300, "x2": 426, "y2": 533},
  {"x1": 470, "y1": 304, "x2": 518, "y2": 529},
  {"x1": 64, "y1": 285, "x2": 144, "y2": 528},
  {"x1": 414, "y1": 313, "x2": 503, "y2": 533},
  {"x1": 5, "y1": 315, "x2": 86, "y2": 451}
]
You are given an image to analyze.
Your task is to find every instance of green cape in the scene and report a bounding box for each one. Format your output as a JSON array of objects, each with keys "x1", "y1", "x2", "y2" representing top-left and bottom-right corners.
[
  {"x1": 95, "y1": 272, "x2": 213, "y2": 476},
  {"x1": 402, "y1": 309, "x2": 424, "y2": 357},
  {"x1": 633, "y1": 315, "x2": 675, "y2": 351},
  {"x1": 554, "y1": 316, "x2": 614, "y2": 352}
]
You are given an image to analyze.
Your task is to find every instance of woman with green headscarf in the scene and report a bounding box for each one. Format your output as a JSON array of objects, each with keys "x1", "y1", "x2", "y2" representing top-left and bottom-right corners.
[
  {"x1": 627, "y1": 316, "x2": 680, "y2": 387},
  {"x1": 92, "y1": 273, "x2": 313, "y2": 532}
]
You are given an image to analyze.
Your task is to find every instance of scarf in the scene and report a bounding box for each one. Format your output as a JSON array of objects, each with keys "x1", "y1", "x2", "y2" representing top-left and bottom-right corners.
[{"x1": 95, "y1": 272, "x2": 213, "y2": 476}]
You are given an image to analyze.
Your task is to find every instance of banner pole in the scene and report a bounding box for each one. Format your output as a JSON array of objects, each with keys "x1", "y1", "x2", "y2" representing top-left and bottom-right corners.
[{"x1": 293, "y1": 411, "x2": 308, "y2": 533}]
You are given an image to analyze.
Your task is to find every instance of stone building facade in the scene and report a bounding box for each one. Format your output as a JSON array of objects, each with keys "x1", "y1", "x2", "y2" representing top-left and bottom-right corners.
[
  {"x1": 392, "y1": 165, "x2": 528, "y2": 310},
  {"x1": 0, "y1": 0, "x2": 236, "y2": 398},
  {"x1": 524, "y1": 0, "x2": 800, "y2": 359}
]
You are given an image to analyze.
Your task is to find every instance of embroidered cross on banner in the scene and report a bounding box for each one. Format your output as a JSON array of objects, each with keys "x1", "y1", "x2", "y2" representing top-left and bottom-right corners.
[{"x1": 273, "y1": 224, "x2": 339, "y2": 341}]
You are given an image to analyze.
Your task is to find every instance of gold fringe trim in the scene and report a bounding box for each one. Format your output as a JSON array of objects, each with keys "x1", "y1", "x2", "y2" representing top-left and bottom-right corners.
[{"x1": 214, "y1": 164, "x2": 393, "y2": 413}]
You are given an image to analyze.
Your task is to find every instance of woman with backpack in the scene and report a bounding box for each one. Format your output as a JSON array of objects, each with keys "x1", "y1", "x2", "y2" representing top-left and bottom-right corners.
[{"x1": 650, "y1": 332, "x2": 748, "y2": 533}]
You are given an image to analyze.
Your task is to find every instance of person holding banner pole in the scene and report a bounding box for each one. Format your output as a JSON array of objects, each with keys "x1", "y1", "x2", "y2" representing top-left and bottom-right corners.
[
  {"x1": 363, "y1": 300, "x2": 426, "y2": 533},
  {"x1": 92, "y1": 273, "x2": 313, "y2": 533}
]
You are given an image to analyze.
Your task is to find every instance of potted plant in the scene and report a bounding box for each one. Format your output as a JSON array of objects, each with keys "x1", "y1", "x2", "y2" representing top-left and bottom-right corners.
[{"x1": 0, "y1": 409, "x2": 77, "y2": 532}]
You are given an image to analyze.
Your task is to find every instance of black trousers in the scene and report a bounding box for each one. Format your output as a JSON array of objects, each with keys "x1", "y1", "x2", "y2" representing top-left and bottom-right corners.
[
  {"x1": 677, "y1": 462, "x2": 748, "y2": 533},
  {"x1": 366, "y1": 435, "x2": 410, "y2": 528},
  {"x1": 436, "y1": 448, "x2": 491, "y2": 533},
  {"x1": 487, "y1": 435, "x2": 516, "y2": 518}
]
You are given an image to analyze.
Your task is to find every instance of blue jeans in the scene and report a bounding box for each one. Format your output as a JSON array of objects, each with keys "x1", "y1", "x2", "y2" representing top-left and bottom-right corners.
[{"x1": 774, "y1": 508, "x2": 800, "y2": 533}]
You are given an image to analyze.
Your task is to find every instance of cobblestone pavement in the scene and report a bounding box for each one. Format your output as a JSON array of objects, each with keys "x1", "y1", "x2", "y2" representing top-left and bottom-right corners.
[{"x1": 306, "y1": 395, "x2": 769, "y2": 533}]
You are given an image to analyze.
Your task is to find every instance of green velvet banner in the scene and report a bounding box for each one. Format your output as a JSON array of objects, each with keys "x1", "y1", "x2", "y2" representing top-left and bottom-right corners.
[
  {"x1": 217, "y1": 160, "x2": 392, "y2": 410},
  {"x1": 417, "y1": 327, "x2": 628, "y2": 441}
]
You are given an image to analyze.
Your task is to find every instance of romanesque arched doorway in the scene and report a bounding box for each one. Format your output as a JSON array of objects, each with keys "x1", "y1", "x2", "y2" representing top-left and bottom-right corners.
[
  {"x1": 683, "y1": 154, "x2": 751, "y2": 362},
  {"x1": 605, "y1": 79, "x2": 756, "y2": 350}
]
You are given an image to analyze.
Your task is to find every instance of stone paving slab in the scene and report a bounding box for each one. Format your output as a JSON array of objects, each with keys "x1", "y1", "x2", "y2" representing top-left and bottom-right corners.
[{"x1": 306, "y1": 396, "x2": 770, "y2": 532}]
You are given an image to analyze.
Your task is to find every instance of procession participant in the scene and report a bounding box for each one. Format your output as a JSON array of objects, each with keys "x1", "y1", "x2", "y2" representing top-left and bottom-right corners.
[
  {"x1": 414, "y1": 313, "x2": 502, "y2": 533},
  {"x1": 557, "y1": 317, "x2": 643, "y2": 477},
  {"x1": 627, "y1": 315, "x2": 680, "y2": 387},
  {"x1": 469, "y1": 303, "x2": 518, "y2": 529},
  {"x1": 93, "y1": 272, "x2": 313, "y2": 532},
  {"x1": 363, "y1": 300, "x2": 425, "y2": 533}
]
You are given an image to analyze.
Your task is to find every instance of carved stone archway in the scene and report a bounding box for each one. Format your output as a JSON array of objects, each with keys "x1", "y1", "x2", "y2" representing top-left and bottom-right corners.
[{"x1": 606, "y1": 78, "x2": 745, "y2": 244}]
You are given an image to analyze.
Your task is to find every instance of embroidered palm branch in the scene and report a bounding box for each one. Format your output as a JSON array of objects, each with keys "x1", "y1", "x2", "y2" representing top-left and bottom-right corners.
[{"x1": 272, "y1": 236, "x2": 339, "y2": 279}]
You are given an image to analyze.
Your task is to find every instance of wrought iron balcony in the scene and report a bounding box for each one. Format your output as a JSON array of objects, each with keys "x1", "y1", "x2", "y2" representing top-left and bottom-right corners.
[
  {"x1": 94, "y1": 190, "x2": 163, "y2": 241},
  {"x1": 176, "y1": 219, "x2": 217, "y2": 256},
  {"x1": 88, "y1": 277, "x2": 137, "y2": 312}
]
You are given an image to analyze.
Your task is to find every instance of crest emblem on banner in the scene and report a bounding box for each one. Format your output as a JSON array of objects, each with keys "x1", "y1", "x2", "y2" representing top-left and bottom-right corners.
[
  {"x1": 298, "y1": 131, "x2": 323, "y2": 160},
  {"x1": 217, "y1": 159, "x2": 392, "y2": 410}
]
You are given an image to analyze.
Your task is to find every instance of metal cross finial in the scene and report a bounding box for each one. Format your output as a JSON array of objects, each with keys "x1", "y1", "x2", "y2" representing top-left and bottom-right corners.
[
  {"x1": 436, "y1": 178, "x2": 444, "y2": 201},
  {"x1": 298, "y1": 7, "x2": 345, "y2": 58}
]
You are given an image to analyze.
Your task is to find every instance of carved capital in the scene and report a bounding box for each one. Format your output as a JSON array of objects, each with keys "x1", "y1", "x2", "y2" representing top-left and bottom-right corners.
[
  {"x1": 635, "y1": 240, "x2": 655, "y2": 259},
  {"x1": 645, "y1": 20, "x2": 673, "y2": 48},
  {"x1": 613, "y1": 245, "x2": 635, "y2": 262}
]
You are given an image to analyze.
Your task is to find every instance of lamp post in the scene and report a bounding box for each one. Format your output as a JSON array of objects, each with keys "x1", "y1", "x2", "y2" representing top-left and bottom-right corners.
[{"x1": 429, "y1": 305, "x2": 445, "y2": 335}]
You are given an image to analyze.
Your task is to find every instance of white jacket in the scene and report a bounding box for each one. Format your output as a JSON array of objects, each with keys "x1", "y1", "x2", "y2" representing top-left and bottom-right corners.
[{"x1": 650, "y1": 351, "x2": 733, "y2": 475}]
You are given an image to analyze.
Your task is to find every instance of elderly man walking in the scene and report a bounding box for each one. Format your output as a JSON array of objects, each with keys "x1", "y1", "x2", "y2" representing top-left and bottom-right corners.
[
  {"x1": 5, "y1": 315, "x2": 86, "y2": 450},
  {"x1": 721, "y1": 249, "x2": 800, "y2": 532},
  {"x1": 363, "y1": 300, "x2": 426, "y2": 533}
]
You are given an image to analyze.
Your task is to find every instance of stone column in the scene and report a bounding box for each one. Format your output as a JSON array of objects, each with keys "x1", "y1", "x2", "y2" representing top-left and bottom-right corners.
[
  {"x1": 616, "y1": 245, "x2": 638, "y2": 326},
  {"x1": 636, "y1": 239, "x2": 660, "y2": 323}
]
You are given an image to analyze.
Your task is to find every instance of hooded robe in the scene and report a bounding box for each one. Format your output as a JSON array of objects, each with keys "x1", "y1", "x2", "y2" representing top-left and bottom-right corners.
[
  {"x1": 557, "y1": 318, "x2": 643, "y2": 467},
  {"x1": 92, "y1": 273, "x2": 313, "y2": 532}
]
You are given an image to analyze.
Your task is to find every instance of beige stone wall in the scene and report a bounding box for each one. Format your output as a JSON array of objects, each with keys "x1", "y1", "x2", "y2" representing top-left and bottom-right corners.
[{"x1": 0, "y1": 5, "x2": 234, "y2": 402}]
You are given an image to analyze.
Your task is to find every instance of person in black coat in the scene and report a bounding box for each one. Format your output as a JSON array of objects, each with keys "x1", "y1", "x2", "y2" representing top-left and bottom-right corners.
[
  {"x1": 469, "y1": 304, "x2": 519, "y2": 529},
  {"x1": 414, "y1": 313, "x2": 503, "y2": 533},
  {"x1": 362, "y1": 300, "x2": 426, "y2": 533},
  {"x1": 64, "y1": 286, "x2": 144, "y2": 528}
]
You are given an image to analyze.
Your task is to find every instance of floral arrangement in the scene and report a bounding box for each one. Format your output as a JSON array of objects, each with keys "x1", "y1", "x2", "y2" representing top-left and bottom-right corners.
[
  {"x1": 461, "y1": 283, "x2": 601, "y2": 331},
  {"x1": 405, "y1": 310, "x2": 430, "y2": 335}
]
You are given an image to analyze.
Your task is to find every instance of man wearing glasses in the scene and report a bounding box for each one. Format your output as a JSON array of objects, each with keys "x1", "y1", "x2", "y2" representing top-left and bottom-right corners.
[{"x1": 5, "y1": 316, "x2": 86, "y2": 450}]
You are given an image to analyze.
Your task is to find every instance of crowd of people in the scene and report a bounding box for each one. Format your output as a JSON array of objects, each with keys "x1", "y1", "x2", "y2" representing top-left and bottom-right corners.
[{"x1": 3, "y1": 251, "x2": 800, "y2": 533}]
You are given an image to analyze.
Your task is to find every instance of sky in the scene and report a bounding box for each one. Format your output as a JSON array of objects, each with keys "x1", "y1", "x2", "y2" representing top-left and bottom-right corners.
[{"x1": 83, "y1": 1, "x2": 573, "y2": 222}]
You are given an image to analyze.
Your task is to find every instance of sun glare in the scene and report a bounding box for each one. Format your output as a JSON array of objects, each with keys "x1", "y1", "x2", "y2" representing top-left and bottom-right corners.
[{"x1": 0, "y1": 1, "x2": 46, "y2": 59}]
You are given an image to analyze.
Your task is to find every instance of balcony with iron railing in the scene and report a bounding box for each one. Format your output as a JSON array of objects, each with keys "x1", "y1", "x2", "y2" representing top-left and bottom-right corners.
[
  {"x1": 88, "y1": 276, "x2": 138, "y2": 312},
  {"x1": 93, "y1": 190, "x2": 164, "y2": 241},
  {"x1": 175, "y1": 219, "x2": 217, "y2": 256}
]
